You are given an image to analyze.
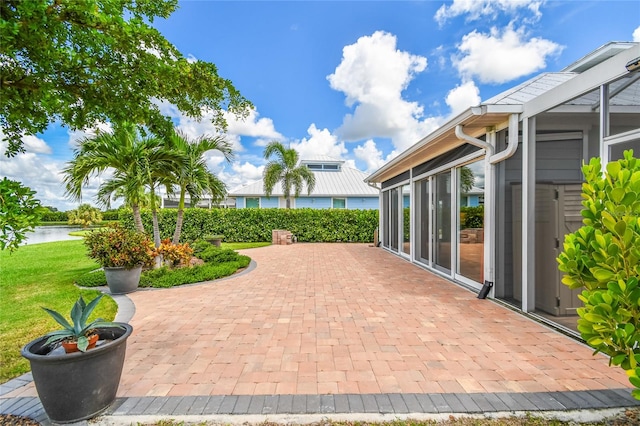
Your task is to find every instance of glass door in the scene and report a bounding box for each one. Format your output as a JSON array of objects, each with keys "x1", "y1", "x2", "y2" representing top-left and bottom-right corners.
[
  {"x1": 401, "y1": 184, "x2": 411, "y2": 256},
  {"x1": 456, "y1": 160, "x2": 484, "y2": 284},
  {"x1": 416, "y1": 178, "x2": 430, "y2": 265},
  {"x1": 434, "y1": 172, "x2": 451, "y2": 273}
]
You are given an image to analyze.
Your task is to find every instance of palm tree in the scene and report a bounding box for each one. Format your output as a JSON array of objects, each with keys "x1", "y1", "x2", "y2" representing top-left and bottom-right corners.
[
  {"x1": 63, "y1": 123, "x2": 179, "y2": 242},
  {"x1": 263, "y1": 141, "x2": 316, "y2": 209},
  {"x1": 166, "y1": 130, "x2": 233, "y2": 244}
]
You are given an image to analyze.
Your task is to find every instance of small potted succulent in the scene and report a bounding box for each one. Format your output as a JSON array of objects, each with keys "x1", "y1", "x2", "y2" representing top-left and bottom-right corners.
[
  {"x1": 21, "y1": 295, "x2": 133, "y2": 423},
  {"x1": 84, "y1": 223, "x2": 153, "y2": 294}
]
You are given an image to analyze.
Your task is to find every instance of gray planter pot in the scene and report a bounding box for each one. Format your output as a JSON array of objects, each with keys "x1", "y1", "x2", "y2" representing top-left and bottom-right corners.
[
  {"x1": 21, "y1": 324, "x2": 133, "y2": 424},
  {"x1": 103, "y1": 266, "x2": 142, "y2": 294}
]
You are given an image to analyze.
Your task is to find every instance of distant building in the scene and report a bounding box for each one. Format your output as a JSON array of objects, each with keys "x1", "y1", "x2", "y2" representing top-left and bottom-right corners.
[{"x1": 230, "y1": 156, "x2": 379, "y2": 209}]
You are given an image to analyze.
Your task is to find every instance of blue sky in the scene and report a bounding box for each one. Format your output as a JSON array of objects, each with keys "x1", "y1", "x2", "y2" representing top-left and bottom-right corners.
[{"x1": 2, "y1": 0, "x2": 640, "y2": 210}]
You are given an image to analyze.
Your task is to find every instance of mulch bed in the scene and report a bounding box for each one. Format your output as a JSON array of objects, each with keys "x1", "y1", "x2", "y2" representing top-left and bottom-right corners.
[{"x1": 0, "y1": 414, "x2": 40, "y2": 426}]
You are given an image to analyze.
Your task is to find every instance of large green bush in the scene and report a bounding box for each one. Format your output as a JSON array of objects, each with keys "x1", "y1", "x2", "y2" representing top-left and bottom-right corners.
[
  {"x1": 557, "y1": 150, "x2": 640, "y2": 399},
  {"x1": 119, "y1": 208, "x2": 379, "y2": 243}
]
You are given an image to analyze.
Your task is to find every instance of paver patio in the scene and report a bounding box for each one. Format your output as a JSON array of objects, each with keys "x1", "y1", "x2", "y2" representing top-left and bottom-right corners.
[
  {"x1": 123, "y1": 243, "x2": 630, "y2": 396},
  {"x1": 2, "y1": 243, "x2": 636, "y2": 422}
]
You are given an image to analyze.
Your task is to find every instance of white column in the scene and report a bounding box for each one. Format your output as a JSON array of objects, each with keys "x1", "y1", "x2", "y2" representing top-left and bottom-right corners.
[
  {"x1": 483, "y1": 131, "x2": 496, "y2": 292},
  {"x1": 600, "y1": 84, "x2": 610, "y2": 165},
  {"x1": 522, "y1": 117, "x2": 536, "y2": 312}
]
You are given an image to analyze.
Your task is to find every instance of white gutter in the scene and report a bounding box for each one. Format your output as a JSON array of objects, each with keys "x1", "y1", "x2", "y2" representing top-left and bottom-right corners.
[{"x1": 455, "y1": 113, "x2": 520, "y2": 164}]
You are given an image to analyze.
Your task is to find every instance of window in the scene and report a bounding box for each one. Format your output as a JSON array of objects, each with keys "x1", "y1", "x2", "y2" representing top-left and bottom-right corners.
[
  {"x1": 245, "y1": 197, "x2": 259, "y2": 208},
  {"x1": 324, "y1": 164, "x2": 339, "y2": 170},
  {"x1": 307, "y1": 164, "x2": 322, "y2": 170},
  {"x1": 332, "y1": 198, "x2": 346, "y2": 209}
]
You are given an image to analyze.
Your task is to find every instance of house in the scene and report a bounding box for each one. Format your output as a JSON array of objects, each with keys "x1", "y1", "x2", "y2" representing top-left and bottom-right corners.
[
  {"x1": 230, "y1": 156, "x2": 379, "y2": 209},
  {"x1": 365, "y1": 42, "x2": 640, "y2": 330}
]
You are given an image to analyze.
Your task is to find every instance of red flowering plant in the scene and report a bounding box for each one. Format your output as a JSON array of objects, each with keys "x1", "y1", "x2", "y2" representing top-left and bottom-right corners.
[
  {"x1": 84, "y1": 223, "x2": 154, "y2": 269},
  {"x1": 153, "y1": 239, "x2": 194, "y2": 268}
]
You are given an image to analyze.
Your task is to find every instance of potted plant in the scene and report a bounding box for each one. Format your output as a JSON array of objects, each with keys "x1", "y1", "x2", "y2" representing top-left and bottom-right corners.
[
  {"x1": 84, "y1": 223, "x2": 153, "y2": 294},
  {"x1": 21, "y1": 295, "x2": 133, "y2": 423}
]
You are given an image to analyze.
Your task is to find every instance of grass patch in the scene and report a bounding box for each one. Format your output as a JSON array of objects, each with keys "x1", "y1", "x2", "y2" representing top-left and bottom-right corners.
[
  {"x1": 68, "y1": 228, "x2": 106, "y2": 237},
  {"x1": 222, "y1": 241, "x2": 271, "y2": 250},
  {"x1": 0, "y1": 240, "x2": 117, "y2": 382}
]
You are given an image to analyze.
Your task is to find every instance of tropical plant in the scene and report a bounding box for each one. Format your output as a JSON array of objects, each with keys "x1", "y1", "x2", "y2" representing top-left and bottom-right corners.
[
  {"x1": 153, "y1": 239, "x2": 194, "y2": 267},
  {"x1": 1, "y1": 0, "x2": 251, "y2": 157},
  {"x1": 42, "y1": 295, "x2": 124, "y2": 353},
  {"x1": 84, "y1": 223, "x2": 154, "y2": 269},
  {"x1": 0, "y1": 178, "x2": 45, "y2": 251},
  {"x1": 263, "y1": 141, "x2": 316, "y2": 209},
  {"x1": 166, "y1": 130, "x2": 233, "y2": 244},
  {"x1": 557, "y1": 150, "x2": 640, "y2": 399},
  {"x1": 63, "y1": 122, "x2": 181, "y2": 238},
  {"x1": 68, "y1": 204, "x2": 103, "y2": 228}
]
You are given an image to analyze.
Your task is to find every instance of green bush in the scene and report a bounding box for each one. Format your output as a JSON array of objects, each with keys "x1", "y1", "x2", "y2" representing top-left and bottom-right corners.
[
  {"x1": 119, "y1": 208, "x2": 379, "y2": 243},
  {"x1": 557, "y1": 150, "x2": 640, "y2": 399},
  {"x1": 197, "y1": 247, "x2": 245, "y2": 264},
  {"x1": 460, "y1": 205, "x2": 484, "y2": 229},
  {"x1": 41, "y1": 211, "x2": 68, "y2": 222}
]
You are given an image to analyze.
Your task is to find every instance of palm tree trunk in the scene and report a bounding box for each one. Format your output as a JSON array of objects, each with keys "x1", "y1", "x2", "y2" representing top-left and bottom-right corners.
[
  {"x1": 172, "y1": 187, "x2": 186, "y2": 244},
  {"x1": 131, "y1": 204, "x2": 145, "y2": 232},
  {"x1": 286, "y1": 197, "x2": 291, "y2": 209},
  {"x1": 148, "y1": 186, "x2": 163, "y2": 269}
]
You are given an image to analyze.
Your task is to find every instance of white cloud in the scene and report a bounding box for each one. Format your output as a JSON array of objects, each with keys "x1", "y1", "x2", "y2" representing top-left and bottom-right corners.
[
  {"x1": 445, "y1": 80, "x2": 481, "y2": 116},
  {"x1": 453, "y1": 25, "x2": 563, "y2": 84},
  {"x1": 435, "y1": 0, "x2": 543, "y2": 25},
  {"x1": 353, "y1": 139, "x2": 386, "y2": 173},
  {"x1": 22, "y1": 135, "x2": 52, "y2": 154},
  {"x1": 222, "y1": 161, "x2": 264, "y2": 191},
  {"x1": 633, "y1": 26, "x2": 640, "y2": 42},
  {"x1": 328, "y1": 31, "x2": 437, "y2": 152},
  {"x1": 289, "y1": 124, "x2": 347, "y2": 160}
]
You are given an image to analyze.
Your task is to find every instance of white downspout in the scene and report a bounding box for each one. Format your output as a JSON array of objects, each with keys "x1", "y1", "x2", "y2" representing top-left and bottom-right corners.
[{"x1": 455, "y1": 113, "x2": 520, "y2": 297}]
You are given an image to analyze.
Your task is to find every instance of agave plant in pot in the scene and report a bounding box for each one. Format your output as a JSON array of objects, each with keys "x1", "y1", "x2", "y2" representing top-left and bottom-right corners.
[
  {"x1": 21, "y1": 295, "x2": 133, "y2": 423},
  {"x1": 85, "y1": 223, "x2": 154, "y2": 294}
]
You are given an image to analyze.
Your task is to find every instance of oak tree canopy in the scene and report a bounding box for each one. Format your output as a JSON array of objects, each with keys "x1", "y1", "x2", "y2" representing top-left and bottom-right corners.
[{"x1": 0, "y1": 0, "x2": 251, "y2": 156}]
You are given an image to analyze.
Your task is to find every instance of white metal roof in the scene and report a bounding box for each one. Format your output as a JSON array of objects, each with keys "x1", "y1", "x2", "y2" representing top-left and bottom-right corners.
[
  {"x1": 483, "y1": 73, "x2": 577, "y2": 105},
  {"x1": 230, "y1": 158, "x2": 379, "y2": 197}
]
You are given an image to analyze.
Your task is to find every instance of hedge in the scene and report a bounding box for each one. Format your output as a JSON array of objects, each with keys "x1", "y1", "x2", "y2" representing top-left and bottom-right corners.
[
  {"x1": 119, "y1": 208, "x2": 379, "y2": 243},
  {"x1": 40, "y1": 210, "x2": 120, "y2": 222}
]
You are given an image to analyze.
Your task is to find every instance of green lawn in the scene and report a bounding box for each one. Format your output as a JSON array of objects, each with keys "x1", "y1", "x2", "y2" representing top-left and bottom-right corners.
[
  {"x1": 222, "y1": 241, "x2": 271, "y2": 250},
  {"x1": 0, "y1": 240, "x2": 117, "y2": 382}
]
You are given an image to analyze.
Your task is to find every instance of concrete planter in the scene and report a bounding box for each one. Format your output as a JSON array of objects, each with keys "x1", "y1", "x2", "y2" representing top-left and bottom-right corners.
[
  {"x1": 103, "y1": 265, "x2": 142, "y2": 294},
  {"x1": 21, "y1": 324, "x2": 133, "y2": 424}
]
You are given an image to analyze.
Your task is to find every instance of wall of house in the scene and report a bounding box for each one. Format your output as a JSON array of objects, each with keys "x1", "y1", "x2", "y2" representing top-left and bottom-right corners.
[
  {"x1": 295, "y1": 197, "x2": 332, "y2": 209},
  {"x1": 347, "y1": 197, "x2": 379, "y2": 210},
  {"x1": 261, "y1": 197, "x2": 279, "y2": 208}
]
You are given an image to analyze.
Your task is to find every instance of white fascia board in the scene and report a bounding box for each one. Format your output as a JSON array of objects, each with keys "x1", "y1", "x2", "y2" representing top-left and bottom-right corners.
[{"x1": 523, "y1": 46, "x2": 640, "y2": 118}]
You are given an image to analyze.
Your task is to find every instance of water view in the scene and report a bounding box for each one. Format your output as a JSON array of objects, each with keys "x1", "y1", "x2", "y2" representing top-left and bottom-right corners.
[{"x1": 22, "y1": 226, "x2": 84, "y2": 245}]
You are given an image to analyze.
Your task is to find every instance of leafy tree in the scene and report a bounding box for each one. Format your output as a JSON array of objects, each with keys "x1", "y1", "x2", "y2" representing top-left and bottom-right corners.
[
  {"x1": 0, "y1": 0, "x2": 251, "y2": 157},
  {"x1": 557, "y1": 150, "x2": 640, "y2": 399},
  {"x1": 263, "y1": 142, "x2": 316, "y2": 209},
  {"x1": 166, "y1": 130, "x2": 232, "y2": 244},
  {"x1": 0, "y1": 178, "x2": 44, "y2": 251},
  {"x1": 62, "y1": 123, "x2": 181, "y2": 239},
  {"x1": 460, "y1": 166, "x2": 474, "y2": 193},
  {"x1": 67, "y1": 203, "x2": 103, "y2": 228}
]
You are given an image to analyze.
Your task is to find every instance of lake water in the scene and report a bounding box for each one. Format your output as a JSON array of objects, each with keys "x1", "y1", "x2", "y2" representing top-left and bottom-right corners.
[{"x1": 22, "y1": 226, "x2": 84, "y2": 245}]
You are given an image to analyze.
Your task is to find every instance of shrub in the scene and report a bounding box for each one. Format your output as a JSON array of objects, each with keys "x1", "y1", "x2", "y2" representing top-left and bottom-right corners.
[
  {"x1": 68, "y1": 203, "x2": 103, "y2": 228},
  {"x1": 557, "y1": 150, "x2": 640, "y2": 399},
  {"x1": 197, "y1": 247, "x2": 244, "y2": 264},
  {"x1": 153, "y1": 239, "x2": 194, "y2": 267},
  {"x1": 119, "y1": 208, "x2": 379, "y2": 243},
  {"x1": 84, "y1": 223, "x2": 154, "y2": 268},
  {"x1": 138, "y1": 256, "x2": 250, "y2": 288}
]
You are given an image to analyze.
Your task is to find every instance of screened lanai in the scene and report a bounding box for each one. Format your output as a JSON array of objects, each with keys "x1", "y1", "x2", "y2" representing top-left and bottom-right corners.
[{"x1": 366, "y1": 42, "x2": 640, "y2": 334}]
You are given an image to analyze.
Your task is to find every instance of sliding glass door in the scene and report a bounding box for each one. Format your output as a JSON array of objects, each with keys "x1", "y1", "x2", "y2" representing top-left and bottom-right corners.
[{"x1": 434, "y1": 172, "x2": 451, "y2": 273}]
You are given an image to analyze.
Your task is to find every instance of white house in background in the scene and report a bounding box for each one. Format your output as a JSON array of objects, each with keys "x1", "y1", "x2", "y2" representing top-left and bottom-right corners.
[
  {"x1": 366, "y1": 41, "x2": 640, "y2": 331},
  {"x1": 230, "y1": 156, "x2": 379, "y2": 209}
]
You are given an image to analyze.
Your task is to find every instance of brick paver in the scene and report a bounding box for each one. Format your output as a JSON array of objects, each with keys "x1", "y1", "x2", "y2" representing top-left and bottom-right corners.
[{"x1": 119, "y1": 243, "x2": 630, "y2": 397}]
